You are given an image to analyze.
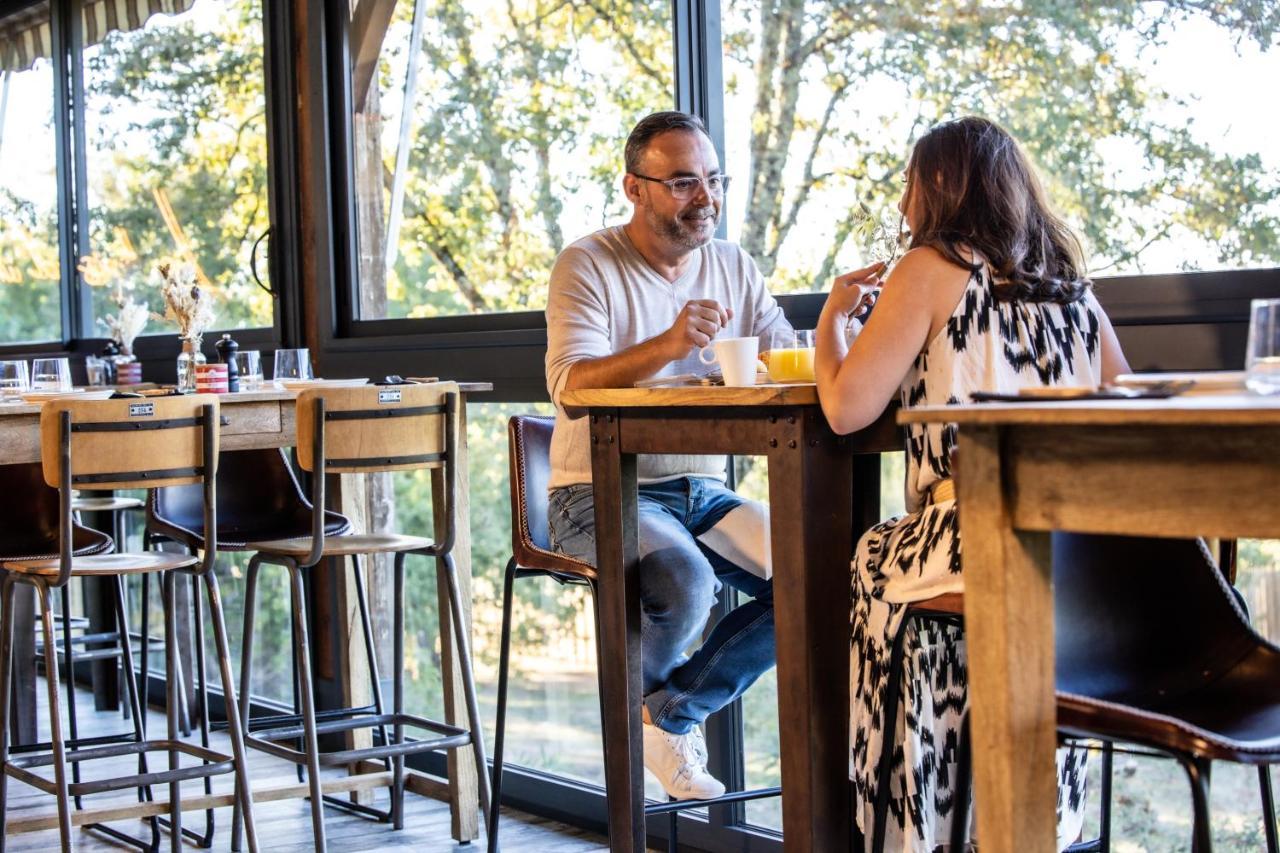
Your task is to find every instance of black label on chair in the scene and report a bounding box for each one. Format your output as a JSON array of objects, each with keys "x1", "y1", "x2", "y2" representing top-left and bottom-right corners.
[
  {"x1": 128, "y1": 403, "x2": 155, "y2": 418},
  {"x1": 378, "y1": 389, "x2": 402, "y2": 404}
]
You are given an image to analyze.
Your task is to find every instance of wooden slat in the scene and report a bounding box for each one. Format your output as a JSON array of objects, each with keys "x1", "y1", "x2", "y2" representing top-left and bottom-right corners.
[
  {"x1": 955, "y1": 425, "x2": 1058, "y2": 853},
  {"x1": 1005, "y1": 424, "x2": 1280, "y2": 539},
  {"x1": 900, "y1": 393, "x2": 1280, "y2": 427},
  {"x1": 561, "y1": 382, "x2": 819, "y2": 410}
]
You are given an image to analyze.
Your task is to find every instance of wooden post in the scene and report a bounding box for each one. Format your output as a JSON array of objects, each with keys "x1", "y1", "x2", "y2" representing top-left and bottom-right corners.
[
  {"x1": 954, "y1": 426, "x2": 1057, "y2": 853},
  {"x1": 433, "y1": 402, "x2": 480, "y2": 842}
]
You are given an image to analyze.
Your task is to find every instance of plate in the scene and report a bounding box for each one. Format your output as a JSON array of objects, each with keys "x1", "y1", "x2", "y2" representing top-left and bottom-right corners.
[
  {"x1": 1114, "y1": 371, "x2": 1246, "y2": 394},
  {"x1": 278, "y1": 377, "x2": 370, "y2": 390},
  {"x1": 20, "y1": 388, "x2": 118, "y2": 403}
]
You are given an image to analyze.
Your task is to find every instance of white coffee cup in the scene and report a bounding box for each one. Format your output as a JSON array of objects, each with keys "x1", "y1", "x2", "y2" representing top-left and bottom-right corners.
[{"x1": 699, "y1": 336, "x2": 760, "y2": 387}]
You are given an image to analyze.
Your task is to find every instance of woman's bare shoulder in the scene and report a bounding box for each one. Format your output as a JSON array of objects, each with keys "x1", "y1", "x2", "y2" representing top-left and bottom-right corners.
[{"x1": 884, "y1": 245, "x2": 973, "y2": 292}]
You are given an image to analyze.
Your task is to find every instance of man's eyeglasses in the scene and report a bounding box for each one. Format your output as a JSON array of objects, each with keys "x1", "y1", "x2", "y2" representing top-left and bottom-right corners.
[{"x1": 630, "y1": 173, "x2": 731, "y2": 201}]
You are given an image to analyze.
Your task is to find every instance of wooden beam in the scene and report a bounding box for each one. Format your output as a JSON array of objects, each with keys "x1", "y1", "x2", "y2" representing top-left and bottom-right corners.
[{"x1": 350, "y1": 0, "x2": 398, "y2": 113}]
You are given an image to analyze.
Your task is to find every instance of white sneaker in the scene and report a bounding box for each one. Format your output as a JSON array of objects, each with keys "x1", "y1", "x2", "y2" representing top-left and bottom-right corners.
[
  {"x1": 642, "y1": 722, "x2": 726, "y2": 800},
  {"x1": 686, "y1": 724, "x2": 709, "y2": 766}
]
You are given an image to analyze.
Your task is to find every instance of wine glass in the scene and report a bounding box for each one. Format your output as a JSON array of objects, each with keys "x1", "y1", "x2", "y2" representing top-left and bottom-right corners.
[
  {"x1": 31, "y1": 357, "x2": 72, "y2": 392},
  {"x1": 0, "y1": 360, "x2": 29, "y2": 401},
  {"x1": 272, "y1": 348, "x2": 312, "y2": 382}
]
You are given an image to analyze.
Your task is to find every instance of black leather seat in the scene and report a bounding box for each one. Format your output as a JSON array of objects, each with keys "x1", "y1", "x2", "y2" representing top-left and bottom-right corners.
[
  {"x1": 0, "y1": 463, "x2": 113, "y2": 560},
  {"x1": 1054, "y1": 533, "x2": 1280, "y2": 852},
  {"x1": 147, "y1": 448, "x2": 350, "y2": 549}
]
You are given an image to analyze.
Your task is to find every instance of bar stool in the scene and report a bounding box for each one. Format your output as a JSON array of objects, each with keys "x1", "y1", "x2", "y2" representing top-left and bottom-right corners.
[
  {"x1": 146, "y1": 447, "x2": 353, "y2": 844},
  {"x1": 233, "y1": 382, "x2": 491, "y2": 852},
  {"x1": 0, "y1": 395, "x2": 259, "y2": 852},
  {"x1": 489, "y1": 415, "x2": 780, "y2": 853}
]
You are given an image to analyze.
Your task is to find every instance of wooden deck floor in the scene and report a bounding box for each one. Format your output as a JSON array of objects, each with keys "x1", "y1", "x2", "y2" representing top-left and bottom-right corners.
[{"x1": 4, "y1": 679, "x2": 610, "y2": 851}]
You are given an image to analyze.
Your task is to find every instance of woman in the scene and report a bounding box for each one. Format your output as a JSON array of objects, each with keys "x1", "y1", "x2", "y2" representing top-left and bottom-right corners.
[{"x1": 816, "y1": 117, "x2": 1131, "y2": 851}]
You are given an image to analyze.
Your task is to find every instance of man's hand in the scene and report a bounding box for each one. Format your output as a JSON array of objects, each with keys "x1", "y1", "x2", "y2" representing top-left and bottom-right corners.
[{"x1": 662, "y1": 299, "x2": 734, "y2": 359}]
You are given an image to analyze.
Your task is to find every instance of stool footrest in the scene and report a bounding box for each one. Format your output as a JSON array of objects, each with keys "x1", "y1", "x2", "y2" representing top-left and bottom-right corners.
[
  {"x1": 5, "y1": 739, "x2": 236, "y2": 796},
  {"x1": 642, "y1": 785, "x2": 783, "y2": 815},
  {"x1": 244, "y1": 712, "x2": 471, "y2": 767}
]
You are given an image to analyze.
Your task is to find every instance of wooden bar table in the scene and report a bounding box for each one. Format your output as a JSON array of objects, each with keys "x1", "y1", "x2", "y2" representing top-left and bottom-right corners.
[
  {"x1": 901, "y1": 393, "x2": 1280, "y2": 853},
  {"x1": 0, "y1": 382, "x2": 491, "y2": 840},
  {"x1": 560, "y1": 383, "x2": 898, "y2": 851}
]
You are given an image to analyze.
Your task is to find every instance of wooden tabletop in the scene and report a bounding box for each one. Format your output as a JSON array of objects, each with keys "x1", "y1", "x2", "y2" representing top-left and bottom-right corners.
[
  {"x1": 899, "y1": 393, "x2": 1280, "y2": 426},
  {"x1": 0, "y1": 382, "x2": 493, "y2": 416},
  {"x1": 561, "y1": 382, "x2": 818, "y2": 409}
]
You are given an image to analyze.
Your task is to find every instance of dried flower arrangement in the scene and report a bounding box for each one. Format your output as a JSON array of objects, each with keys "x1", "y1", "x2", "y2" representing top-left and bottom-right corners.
[
  {"x1": 100, "y1": 279, "x2": 148, "y2": 356},
  {"x1": 154, "y1": 261, "x2": 215, "y2": 340}
]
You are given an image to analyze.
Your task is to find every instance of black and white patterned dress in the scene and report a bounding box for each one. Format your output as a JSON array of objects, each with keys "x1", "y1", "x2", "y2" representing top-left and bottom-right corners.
[{"x1": 850, "y1": 261, "x2": 1102, "y2": 851}]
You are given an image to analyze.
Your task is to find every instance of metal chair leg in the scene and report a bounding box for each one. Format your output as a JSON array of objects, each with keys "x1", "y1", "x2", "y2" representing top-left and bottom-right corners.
[
  {"x1": 951, "y1": 712, "x2": 972, "y2": 853},
  {"x1": 61, "y1": 585, "x2": 83, "y2": 809},
  {"x1": 204, "y1": 570, "x2": 260, "y2": 853},
  {"x1": 162, "y1": 571, "x2": 183, "y2": 853},
  {"x1": 140, "y1": 572, "x2": 151, "y2": 731},
  {"x1": 0, "y1": 576, "x2": 17, "y2": 850},
  {"x1": 1181, "y1": 755, "x2": 1214, "y2": 853},
  {"x1": 160, "y1": 573, "x2": 215, "y2": 847},
  {"x1": 871, "y1": 611, "x2": 912, "y2": 853},
  {"x1": 231, "y1": 554, "x2": 264, "y2": 853},
  {"x1": 37, "y1": 581, "x2": 74, "y2": 851},
  {"x1": 487, "y1": 557, "x2": 519, "y2": 853},
  {"x1": 392, "y1": 552, "x2": 407, "y2": 831},
  {"x1": 287, "y1": 561, "x2": 329, "y2": 852},
  {"x1": 442, "y1": 552, "x2": 494, "y2": 843},
  {"x1": 1261, "y1": 765, "x2": 1278, "y2": 853},
  {"x1": 351, "y1": 554, "x2": 391, "y2": 768},
  {"x1": 100, "y1": 575, "x2": 160, "y2": 852},
  {"x1": 1100, "y1": 741, "x2": 1114, "y2": 852}
]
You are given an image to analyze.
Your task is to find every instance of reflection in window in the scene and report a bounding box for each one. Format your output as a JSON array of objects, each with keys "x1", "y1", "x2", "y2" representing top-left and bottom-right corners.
[
  {"x1": 0, "y1": 3, "x2": 61, "y2": 344},
  {"x1": 82, "y1": 0, "x2": 272, "y2": 336},
  {"x1": 720, "y1": 2, "x2": 1280, "y2": 293},
  {"x1": 351, "y1": 1, "x2": 673, "y2": 320}
]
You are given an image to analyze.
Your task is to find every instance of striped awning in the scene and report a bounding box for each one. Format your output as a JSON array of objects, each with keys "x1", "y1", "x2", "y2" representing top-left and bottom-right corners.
[{"x1": 0, "y1": 0, "x2": 195, "y2": 73}]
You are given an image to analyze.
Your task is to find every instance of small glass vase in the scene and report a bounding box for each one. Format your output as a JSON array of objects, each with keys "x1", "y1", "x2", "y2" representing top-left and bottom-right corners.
[{"x1": 176, "y1": 335, "x2": 206, "y2": 393}]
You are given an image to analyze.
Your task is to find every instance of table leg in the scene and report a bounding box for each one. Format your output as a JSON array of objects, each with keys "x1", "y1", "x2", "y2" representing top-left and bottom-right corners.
[
  {"x1": 766, "y1": 410, "x2": 853, "y2": 851},
  {"x1": 590, "y1": 412, "x2": 645, "y2": 852},
  {"x1": 955, "y1": 426, "x2": 1057, "y2": 853},
  {"x1": 11, "y1": 585, "x2": 36, "y2": 744},
  {"x1": 433, "y1": 403, "x2": 479, "y2": 842}
]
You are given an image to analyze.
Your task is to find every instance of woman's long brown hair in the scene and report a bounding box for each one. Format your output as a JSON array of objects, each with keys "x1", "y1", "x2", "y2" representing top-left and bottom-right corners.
[{"x1": 905, "y1": 117, "x2": 1090, "y2": 304}]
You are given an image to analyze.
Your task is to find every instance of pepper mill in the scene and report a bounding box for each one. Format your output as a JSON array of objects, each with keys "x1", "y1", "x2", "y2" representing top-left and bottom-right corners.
[
  {"x1": 215, "y1": 333, "x2": 240, "y2": 392},
  {"x1": 101, "y1": 341, "x2": 119, "y2": 385}
]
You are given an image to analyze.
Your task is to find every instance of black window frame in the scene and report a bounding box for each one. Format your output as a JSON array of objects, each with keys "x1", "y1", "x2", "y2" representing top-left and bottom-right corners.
[{"x1": 0, "y1": 0, "x2": 289, "y2": 366}]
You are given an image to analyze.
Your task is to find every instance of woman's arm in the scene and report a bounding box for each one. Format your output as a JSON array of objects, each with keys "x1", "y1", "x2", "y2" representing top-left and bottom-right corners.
[
  {"x1": 1097, "y1": 304, "x2": 1131, "y2": 384},
  {"x1": 816, "y1": 247, "x2": 970, "y2": 435}
]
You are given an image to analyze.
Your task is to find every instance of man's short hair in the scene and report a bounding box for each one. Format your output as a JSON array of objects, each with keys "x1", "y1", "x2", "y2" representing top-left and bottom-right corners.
[{"x1": 624, "y1": 112, "x2": 711, "y2": 174}]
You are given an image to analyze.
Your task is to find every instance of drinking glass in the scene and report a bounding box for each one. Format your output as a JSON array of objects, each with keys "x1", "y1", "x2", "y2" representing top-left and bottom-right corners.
[
  {"x1": 0, "y1": 360, "x2": 29, "y2": 401},
  {"x1": 1246, "y1": 298, "x2": 1280, "y2": 395},
  {"x1": 272, "y1": 348, "x2": 312, "y2": 382},
  {"x1": 31, "y1": 357, "x2": 72, "y2": 392},
  {"x1": 235, "y1": 350, "x2": 264, "y2": 391},
  {"x1": 84, "y1": 356, "x2": 107, "y2": 386},
  {"x1": 766, "y1": 329, "x2": 815, "y2": 382}
]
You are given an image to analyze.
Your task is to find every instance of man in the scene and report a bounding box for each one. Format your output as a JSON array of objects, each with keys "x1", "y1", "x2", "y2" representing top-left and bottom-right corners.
[{"x1": 544, "y1": 111, "x2": 791, "y2": 800}]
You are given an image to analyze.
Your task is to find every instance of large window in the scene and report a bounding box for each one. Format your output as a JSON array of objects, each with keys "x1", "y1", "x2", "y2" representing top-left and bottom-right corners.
[
  {"x1": 82, "y1": 0, "x2": 273, "y2": 334},
  {"x1": 0, "y1": 3, "x2": 62, "y2": 344},
  {"x1": 348, "y1": 0, "x2": 673, "y2": 321},
  {"x1": 719, "y1": 2, "x2": 1280, "y2": 295}
]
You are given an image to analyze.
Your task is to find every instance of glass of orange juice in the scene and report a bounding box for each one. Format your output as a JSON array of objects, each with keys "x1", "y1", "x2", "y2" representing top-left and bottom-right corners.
[{"x1": 767, "y1": 329, "x2": 815, "y2": 382}]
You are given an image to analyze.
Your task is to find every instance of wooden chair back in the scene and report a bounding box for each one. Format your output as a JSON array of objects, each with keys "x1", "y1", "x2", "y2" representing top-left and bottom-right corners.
[
  {"x1": 295, "y1": 382, "x2": 457, "y2": 476},
  {"x1": 39, "y1": 395, "x2": 220, "y2": 491}
]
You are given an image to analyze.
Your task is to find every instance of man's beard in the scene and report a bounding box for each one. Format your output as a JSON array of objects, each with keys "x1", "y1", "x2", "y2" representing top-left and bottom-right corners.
[{"x1": 646, "y1": 204, "x2": 719, "y2": 251}]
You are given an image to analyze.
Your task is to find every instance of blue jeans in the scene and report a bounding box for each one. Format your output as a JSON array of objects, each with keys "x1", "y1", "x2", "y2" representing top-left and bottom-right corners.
[{"x1": 548, "y1": 477, "x2": 775, "y2": 735}]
